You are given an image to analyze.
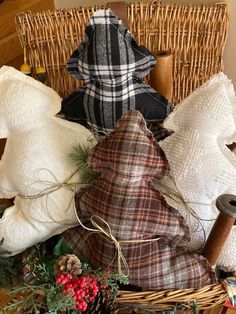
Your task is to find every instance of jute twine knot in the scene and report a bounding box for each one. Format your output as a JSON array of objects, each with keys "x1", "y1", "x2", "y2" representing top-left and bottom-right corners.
[{"x1": 75, "y1": 213, "x2": 160, "y2": 277}]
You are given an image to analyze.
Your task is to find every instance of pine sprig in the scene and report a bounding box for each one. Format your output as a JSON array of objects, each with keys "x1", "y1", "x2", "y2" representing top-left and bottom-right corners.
[
  {"x1": 1, "y1": 263, "x2": 76, "y2": 313},
  {"x1": 35, "y1": 264, "x2": 75, "y2": 312},
  {"x1": 103, "y1": 272, "x2": 129, "y2": 298},
  {"x1": 69, "y1": 144, "x2": 100, "y2": 184},
  {"x1": 111, "y1": 273, "x2": 130, "y2": 286},
  {"x1": 35, "y1": 263, "x2": 55, "y2": 284},
  {"x1": 1, "y1": 286, "x2": 44, "y2": 314},
  {"x1": 44, "y1": 285, "x2": 75, "y2": 312}
]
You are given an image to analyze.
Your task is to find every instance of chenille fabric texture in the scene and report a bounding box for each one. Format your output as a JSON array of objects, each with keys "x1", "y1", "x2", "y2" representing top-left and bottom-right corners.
[
  {"x1": 63, "y1": 110, "x2": 217, "y2": 290},
  {"x1": 61, "y1": 9, "x2": 171, "y2": 139},
  {"x1": 157, "y1": 72, "x2": 236, "y2": 272}
]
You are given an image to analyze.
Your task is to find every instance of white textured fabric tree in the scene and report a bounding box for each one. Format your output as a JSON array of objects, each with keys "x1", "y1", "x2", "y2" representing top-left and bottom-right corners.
[
  {"x1": 156, "y1": 72, "x2": 236, "y2": 271},
  {"x1": 0, "y1": 66, "x2": 94, "y2": 254}
]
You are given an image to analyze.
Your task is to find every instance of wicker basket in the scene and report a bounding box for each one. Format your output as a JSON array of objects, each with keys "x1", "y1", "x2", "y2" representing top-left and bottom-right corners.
[
  {"x1": 13, "y1": 2, "x2": 232, "y2": 313},
  {"x1": 15, "y1": 1, "x2": 228, "y2": 106}
]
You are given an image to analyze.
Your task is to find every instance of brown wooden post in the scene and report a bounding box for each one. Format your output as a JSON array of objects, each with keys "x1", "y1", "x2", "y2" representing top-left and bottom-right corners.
[
  {"x1": 202, "y1": 194, "x2": 236, "y2": 266},
  {"x1": 150, "y1": 51, "x2": 173, "y2": 101},
  {"x1": 107, "y1": 1, "x2": 129, "y2": 29}
]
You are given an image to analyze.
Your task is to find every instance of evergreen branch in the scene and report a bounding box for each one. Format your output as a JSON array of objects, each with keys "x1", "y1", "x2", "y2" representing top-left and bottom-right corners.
[
  {"x1": 35, "y1": 263, "x2": 55, "y2": 284},
  {"x1": 1, "y1": 288, "x2": 43, "y2": 314},
  {"x1": 104, "y1": 273, "x2": 129, "y2": 297},
  {"x1": 1, "y1": 270, "x2": 75, "y2": 313},
  {"x1": 44, "y1": 286, "x2": 75, "y2": 312},
  {"x1": 111, "y1": 273, "x2": 129, "y2": 285},
  {"x1": 69, "y1": 144, "x2": 100, "y2": 184}
]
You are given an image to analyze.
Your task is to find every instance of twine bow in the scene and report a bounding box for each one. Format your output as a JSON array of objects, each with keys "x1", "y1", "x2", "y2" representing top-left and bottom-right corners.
[
  {"x1": 18, "y1": 168, "x2": 81, "y2": 200},
  {"x1": 91, "y1": 215, "x2": 129, "y2": 276},
  {"x1": 75, "y1": 211, "x2": 160, "y2": 277}
]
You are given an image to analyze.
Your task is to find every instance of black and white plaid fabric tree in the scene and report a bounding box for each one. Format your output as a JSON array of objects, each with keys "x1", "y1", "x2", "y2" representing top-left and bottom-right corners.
[{"x1": 61, "y1": 9, "x2": 172, "y2": 138}]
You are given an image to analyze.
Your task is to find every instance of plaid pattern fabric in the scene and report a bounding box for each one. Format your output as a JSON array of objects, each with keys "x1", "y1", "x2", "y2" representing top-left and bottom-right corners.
[
  {"x1": 148, "y1": 122, "x2": 174, "y2": 141},
  {"x1": 61, "y1": 9, "x2": 172, "y2": 134},
  {"x1": 63, "y1": 110, "x2": 217, "y2": 289}
]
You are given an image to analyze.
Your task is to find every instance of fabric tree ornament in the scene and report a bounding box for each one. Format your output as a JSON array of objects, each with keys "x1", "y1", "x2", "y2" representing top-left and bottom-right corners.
[
  {"x1": 60, "y1": 9, "x2": 172, "y2": 138},
  {"x1": 0, "y1": 66, "x2": 94, "y2": 254},
  {"x1": 63, "y1": 110, "x2": 216, "y2": 290},
  {"x1": 157, "y1": 72, "x2": 236, "y2": 272}
]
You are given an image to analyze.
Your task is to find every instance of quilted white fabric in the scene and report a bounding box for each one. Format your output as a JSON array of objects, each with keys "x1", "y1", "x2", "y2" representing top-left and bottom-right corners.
[
  {"x1": 156, "y1": 72, "x2": 236, "y2": 271},
  {"x1": 0, "y1": 66, "x2": 94, "y2": 254}
]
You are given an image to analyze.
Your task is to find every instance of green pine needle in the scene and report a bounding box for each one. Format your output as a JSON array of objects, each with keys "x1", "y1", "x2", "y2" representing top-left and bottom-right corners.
[{"x1": 69, "y1": 144, "x2": 100, "y2": 185}]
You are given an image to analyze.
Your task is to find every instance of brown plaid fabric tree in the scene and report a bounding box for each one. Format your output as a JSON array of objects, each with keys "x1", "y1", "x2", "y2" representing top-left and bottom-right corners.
[{"x1": 63, "y1": 110, "x2": 216, "y2": 289}]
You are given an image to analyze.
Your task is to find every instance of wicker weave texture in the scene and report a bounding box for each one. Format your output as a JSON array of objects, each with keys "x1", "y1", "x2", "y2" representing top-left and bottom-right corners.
[
  {"x1": 15, "y1": 6, "x2": 103, "y2": 99},
  {"x1": 115, "y1": 282, "x2": 228, "y2": 312},
  {"x1": 15, "y1": 1, "x2": 228, "y2": 105},
  {"x1": 128, "y1": 2, "x2": 229, "y2": 105},
  {"x1": 0, "y1": 285, "x2": 228, "y2": 313}
]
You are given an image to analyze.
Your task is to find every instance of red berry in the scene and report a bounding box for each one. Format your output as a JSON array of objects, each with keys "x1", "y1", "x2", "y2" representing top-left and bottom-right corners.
[
  {"x1": 65, "y1": 273, "x2": 73, "y2": 280},
  {"x1": 79, "y1": 277, "x2": 86, "y2": 287},
  {"x1": 64, "y1": 283, "x2": 74, "y2": 292},
  {"x1": 88, "y1": 296, "x2": 95, "y2": 302},
  {"x1": 81, "y1": 304, "x2": 87, "y2": 312}
]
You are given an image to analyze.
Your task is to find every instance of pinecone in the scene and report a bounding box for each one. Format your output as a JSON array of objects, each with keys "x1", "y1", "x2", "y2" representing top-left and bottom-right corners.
[
  {"x1": 86, "y1": 292, "x2": 119, "y2": 314},
  {"x1": 54, "y1": 254, "x2": 82, "y2": 276}
]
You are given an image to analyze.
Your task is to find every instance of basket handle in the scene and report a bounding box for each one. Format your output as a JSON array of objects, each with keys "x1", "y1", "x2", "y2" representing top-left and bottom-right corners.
[{"x1": 202, "y1": 194, "x2": 236, "y2": 266}]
